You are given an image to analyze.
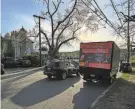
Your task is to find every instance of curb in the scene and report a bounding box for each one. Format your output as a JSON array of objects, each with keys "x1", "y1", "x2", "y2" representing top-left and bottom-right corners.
[
  {"x1": 1, "y1": 67, "x2": 44, "y2": 80},
  {"x1": 89, "y1": 80, "x2": 117, "y2": 109},
  {"x1": 89, "y1": 72, "x2": 123, "y2": 109}
]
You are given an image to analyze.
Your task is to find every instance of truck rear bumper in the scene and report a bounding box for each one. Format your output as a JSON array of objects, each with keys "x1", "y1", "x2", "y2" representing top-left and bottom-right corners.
[{"x1": 79, "y1": 67, "x2": 111, "y2": 77}]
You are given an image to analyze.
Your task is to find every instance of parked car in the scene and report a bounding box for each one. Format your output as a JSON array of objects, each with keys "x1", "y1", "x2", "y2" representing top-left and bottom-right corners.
[
  {"x1": 120, "y1": 62, "x2": 132, "y2": 73},
  {"x1": 43, "y1": 59, "x2": 79, "y2": 80},
  {"x1": 72, "y1": 60, "x2": 79, "y2": 69},
  {"x1": 3, "y1": 57, "x2": 17, "y2": 68},
  {"x1": 1, "y1": 63, "x2": 5, "y2": 75}
]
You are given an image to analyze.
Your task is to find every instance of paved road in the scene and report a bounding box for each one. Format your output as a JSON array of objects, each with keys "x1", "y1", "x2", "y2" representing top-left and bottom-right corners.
[{"x1": 1, "y1": 70, "x2": 109, "y2": 109}]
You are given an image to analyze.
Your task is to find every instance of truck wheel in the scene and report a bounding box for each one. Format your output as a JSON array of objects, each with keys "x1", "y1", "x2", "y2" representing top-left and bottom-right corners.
[
  {"x1": 83, "y1": 75, "x2": 92, "y2": 82},
  {"x1": 108, "y1": 77, "x2": 113, "y2": 85},
  {"x1": 61, "y1": 72, "x2": 67, "y2": 80},
  {"x1": 47, "y1": 74, "x2": 52, "y2": 79},
  {"x1": 83, "y1": 73, "x2": 88, "y2": 81}
]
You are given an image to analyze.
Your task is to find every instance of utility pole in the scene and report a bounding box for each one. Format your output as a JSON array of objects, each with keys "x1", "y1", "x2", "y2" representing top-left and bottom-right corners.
[
  {"x1": 120, "y1": 2, "x2": 135, "y2": 61},
  {"x1": 33, "y1": 15, "x2": 45, "y2": 67},
  {"x1": 127, "y1": 0, "x2": 130, "y2": 62}
]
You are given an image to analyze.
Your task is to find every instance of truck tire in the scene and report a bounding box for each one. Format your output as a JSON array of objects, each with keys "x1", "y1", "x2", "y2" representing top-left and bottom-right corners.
[
  {"x1": 60, "y1": 72, "x2": 67, "y2": 80},
  {"x1": 83, "y1": 73, "x2": 88, "y2": 81},
  {"x1": 108, "y1": 77, "x2": 114, "y2": 85},
  {"x1": 47, "y1": 74, "x2": 52, "y2": 79}
]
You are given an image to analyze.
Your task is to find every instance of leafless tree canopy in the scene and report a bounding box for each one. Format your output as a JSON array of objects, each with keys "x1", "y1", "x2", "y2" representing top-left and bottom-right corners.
[
  {"x1": 80, "y1": 0, "x2": 135, "y2": 62},
  {"x1": 33, "y1": 0, "x2": 99, "y2": 58},
  {"x1": 81, "y1": 0, "x2": 134, "y2": 37}
]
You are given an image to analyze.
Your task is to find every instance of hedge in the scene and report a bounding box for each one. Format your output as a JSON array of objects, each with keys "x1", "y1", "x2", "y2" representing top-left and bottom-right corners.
[{"x1": 23, "y1": 55, "x2": 40, "y2": 66}]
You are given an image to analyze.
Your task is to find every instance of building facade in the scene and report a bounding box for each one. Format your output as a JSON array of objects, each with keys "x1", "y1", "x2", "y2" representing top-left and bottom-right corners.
[
  {"x1": 3, "y1": 27, "x2": 34, "y2": 59},
  {"x1": 1, "y1": 37, "x2": 14, "y2": 58}
]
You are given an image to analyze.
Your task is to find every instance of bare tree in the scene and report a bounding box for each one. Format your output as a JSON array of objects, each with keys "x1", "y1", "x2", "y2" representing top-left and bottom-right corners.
[
  {"x1": 33, "y1": 0, "x2": 99, "y2": 59},
  {"x1": 81, "y1": 0, "x2": 135, "y2": 61}
]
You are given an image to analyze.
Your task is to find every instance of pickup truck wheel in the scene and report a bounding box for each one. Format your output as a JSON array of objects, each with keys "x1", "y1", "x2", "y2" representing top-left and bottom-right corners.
[
  {"x1": 76, "y1": 72, "x2": 80, "y2": 76},
  {"x1": 61, "y1": 72, "x2": 67, "y2": 80},
  {"x1": 47, "y1": 74, "x2": 52, "y2": 79}
]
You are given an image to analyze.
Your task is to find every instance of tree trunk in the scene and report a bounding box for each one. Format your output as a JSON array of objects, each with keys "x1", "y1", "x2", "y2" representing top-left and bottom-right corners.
[
  {"x1": 48, "y1": 47, "x2": 59, "y2": 60},
  {"x1": 48, "y1": 49, "x2": 55, "y2": 60}
]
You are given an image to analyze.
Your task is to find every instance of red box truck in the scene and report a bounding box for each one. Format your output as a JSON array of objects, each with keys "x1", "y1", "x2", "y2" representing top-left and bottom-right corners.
[{"x1": 79, "y1": 41, "x2": 120, "y2": 84}]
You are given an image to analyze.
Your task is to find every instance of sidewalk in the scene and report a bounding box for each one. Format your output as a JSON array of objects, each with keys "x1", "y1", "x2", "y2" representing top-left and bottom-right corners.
[
  {"x1": 2, "y1": 67, "x2": 44, "y2": 80},
  {"x1": 91, "y1": 68, "x2": 135, "y2": 109},
  {"x1": 5, "y1": 67, "x2": 38, "y2": 74}
]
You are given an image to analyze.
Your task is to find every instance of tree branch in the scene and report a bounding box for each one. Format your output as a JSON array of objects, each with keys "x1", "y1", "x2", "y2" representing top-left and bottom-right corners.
[
  {"x1": 40, "y1": 29, "x2": 51, "y2": 48},
  {"x1": 52, "y1": 0, "x2": 62, "y2": 16},
  {"x1": 53, "y1": 0, "x2": 78, "y2": 35},
  {"x1": 45, "y1": 0, "x2": 54, "y2": 47},
  {"x1": 81, "y1": 0, "x2": 125, "y2": 39},
  {"x1": 93, "y1": 0, "x2": 126, "y2": 39},
  {"x1": 57, "y1": 26, "x2": 81, "y2": 51},
  {"x1": 57, "y1": 37, "x2": 76, "y2": 50},
  {"x1": 109, "y1": 0, "x2": 123, "y2": 26},
  {"x1": 56, "y1": 18, "x2": 73, "y2": 47}
]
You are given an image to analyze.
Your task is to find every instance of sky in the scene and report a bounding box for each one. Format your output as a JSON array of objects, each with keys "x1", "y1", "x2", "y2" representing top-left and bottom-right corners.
[
  {"x1": 1, "y1": 0, "x2": 70, "y2": 34},
  {"x1": 1, "y1": 0, "x2": 44, "y2": 34},
  {"x1": 1, "y1": 0, "x2": 125, "y2": 52}
]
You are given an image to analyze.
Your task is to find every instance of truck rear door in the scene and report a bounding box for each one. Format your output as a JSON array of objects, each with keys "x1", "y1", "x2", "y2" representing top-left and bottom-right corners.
[{"x1": 79, "y1": 42, "x2": 113, "y2": 70}]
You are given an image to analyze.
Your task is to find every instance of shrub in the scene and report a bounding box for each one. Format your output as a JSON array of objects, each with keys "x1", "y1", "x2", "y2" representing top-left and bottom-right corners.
[
  {"x1": 131, "y1": 55, "x2": 135, "y2": 67},
  {"x1": 31, "y1": 55, "x2": 40, "y2": 66},
  {"x1": 23, "y1": 55, "x2": 40, "y2": 66}
]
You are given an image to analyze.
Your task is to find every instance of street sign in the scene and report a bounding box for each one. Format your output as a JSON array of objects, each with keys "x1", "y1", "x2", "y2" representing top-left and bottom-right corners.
[{"x1": 41, "y1": 51, "x2": 48, "y2": 54}]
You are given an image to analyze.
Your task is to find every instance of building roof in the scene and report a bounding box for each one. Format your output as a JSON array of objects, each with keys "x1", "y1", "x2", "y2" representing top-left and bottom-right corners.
[
  {"x1": 26, "y1": 38, "x2": 34, "y2": 43},
  {"x1": 3, "y1": 27, "x2": 34, "y2": 43},
  {"x1": 20, "y1": 26, "x2": 27, "y2": 32},
  {"x1": 1, "y1": 36, "x2": 10, "y2": 41}
]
